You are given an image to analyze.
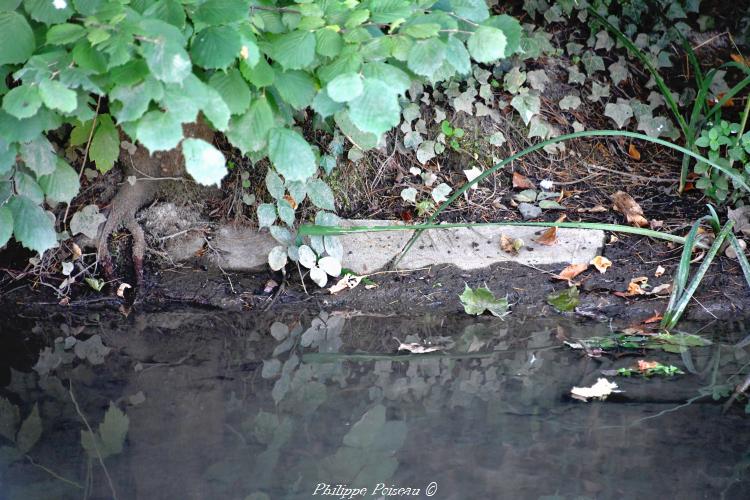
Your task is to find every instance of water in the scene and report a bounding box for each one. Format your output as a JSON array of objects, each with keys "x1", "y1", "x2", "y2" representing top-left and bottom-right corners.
[{"x1": 1, "y1": 308, "x2": 749, "y2": 499}]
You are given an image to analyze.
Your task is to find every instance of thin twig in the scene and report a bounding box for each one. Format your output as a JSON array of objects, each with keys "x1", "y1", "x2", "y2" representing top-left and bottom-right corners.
[{"x1": 25, "y1": 455, "x2": 83, "y2": 490}]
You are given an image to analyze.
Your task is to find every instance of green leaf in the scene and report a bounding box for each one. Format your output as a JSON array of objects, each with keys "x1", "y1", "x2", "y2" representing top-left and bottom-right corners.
[
  {"x1": 445, "y1": 36, "x2": 471, "y2": 75},
  {"x1": 306, "y1": 178, "x2": 335, "y2": 210},
  {"x1": 38, "y1": 79, "x2": 77, "y2": 114},
  {"x1": 312, "y1": 90, "x2": 345, "y2": 118},
  {"x1": 8, "y1": 196, "x2": 57, "y2": 254},
  {"x1": 72, "y1": 39, "x2": 107, "y2": 73},
  {"x1": 69, "y1": 204, "x2": 105, "y2": 239},
  {"x1": 110, "y1": 78, "x2": 164, "y2": 123},
  {"x1": 361, "y1": 62, "x2": 411, "y2": 95},
  {"x1": 348, "y1": 79, "x2": 400, "y2": 136},
  {"x1": 89, "y1": 114, "x2": 120, "y2": 173},
  {"x1": 16, "y1": 404, "x2": 41, "y2": 454},
  {"x1": 257, "y1": 203, "x2": 276, "y2": 228},
  {"x1": 140, "y1": 22, "x2": 191, "y2": 83},
  {"x1": 326, "y1": 73, "x2": 363, "y2": 103},
  {"x1": 226, "y1": 95, "x2": 274, "y2": 154},
  {"x1": 14, "y1": 171, "x2": 44, "y2": 204},
  {"x1": 467, "y1": 26, "x2": 506, "y2": 63},
  {"x1": 136, "y1": 111, "x2": 183, "y2": 153},
  {"x1": 265, "y1": 170, "x2": 284, "y2": 200},
  {"x1": 0, "y1": 139, "x2": 15, "y2": 175},
  {"x1": 201, "y1": 86, "x2": 231, "y2": 132},
  {"x1": 407, "y1": 39, "x2": 446, "y2": 79},
  {"x1": 3, "y1": 85, "x2": 42, "y2": 120},
  {"x1": 208, "y1": 68, "x2": 251, "y2": 115},
  {"x1": 334, "y1": 110, "x2": 379, "y2": 150},
  {"x1": 268, "y1": 128, "x2": 316, "y2": 182},
  {"x1": 81, "y1": 402, "x2": 129, "y2": 459},
  {"x1": 25, "y1": 0, "x2": 73, "y2": 24},
  {"x1": 547, "y1": 286, "x2": 580, "y2": 312},
  {"x1": 38, "y1": 160, "x2": 79, "y2": 204},
  {"x1": 20, "y1": 136, "x2": 57, "y2": 177},
  {"x1": 484, "y1": 14, "x2": 521, "y2": 56},
  {"x1": 191, "y1": 25, "x2": 241, "y2": 69},
  {"x1": 368, "y1": 0, "x2": 412, "y2": 23},
  {"x1": 46, "y1": 23, "x2": 86, "y2": 45},
  {"x1": 0, "y1": 206, "x2": 12, "y2": 248},
  {"x1": 143, "y1": 0, "x2": 186, "y2": 28},
  {"x1": 182, "y1": 138, "x2": 227, "y2": 187},
  {"x1": 273, "y1": 69, "x2": 316, "y2": 110},
  {"x1": 510, "y1": 92, "x2": 540, "y2": 126},
  {"x1": 241, "y1": 56, "x2": 275, "y2": 87},
  {"x1": 269, "y1": 30, "x2": 316, "y2": 70},
  {"x1": 277, "y1": 198, "x2": 295, "y2": 226},
  {"x1": 459, "y1": 284, "x2": 509, "y2": 317},
  {"x1": 0, "y1": 108, "x2": 61, "y2": 143},
  {"x1": 0, "y1": 12, "x2": 35, "y2": 65},
  {"x1": 450, "y1": 0, "x2": 489, "y2": 22},
  {"x1": 192, "y1": 0, "x2": 249, "y2": 25},
  {"x1": 315, "y1": 28, "x2": 342, "y2": 58}
]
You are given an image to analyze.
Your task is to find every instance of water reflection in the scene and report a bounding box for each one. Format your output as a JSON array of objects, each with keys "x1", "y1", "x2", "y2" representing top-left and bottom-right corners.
[{"x1": 0, "y1": 309, "x2": 749, "y2": 499}]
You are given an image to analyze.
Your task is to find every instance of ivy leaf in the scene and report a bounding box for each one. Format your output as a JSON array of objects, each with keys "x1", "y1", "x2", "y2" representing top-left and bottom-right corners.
[
  {"x1": 136, "y1": 111, "x2": 183, "y2": 153},
  {"x1": 38, "y1": 160, "x2": 79, "y2": 205},
  {"x1": 407, "y1": 39, "x2": 446, "y2": 79},
  {"x1": 0, "y1": 12, "x2": 35, "y2": 65},
  {"x1": 431, "y1": 182, "x2": 452, "y2": 203},
  {"x1": 0, "y1": 206, "x2": 12, "y2": 248},
  {"x1": 182, "y1": 138, "x2": 227, "y2": 187},
  {"x1": 604, "y1": 101, "x2": 633, "y2": 129},
  {"x1": 16, "y1": 404, "x2": 41, "y2": 455},
  {"x1": 268, "y1": 129, "x2": 316, "y2": 182},
  {"x1": 510, "y1": 92, "x2": 540, "y2": 126},
  {"x1": 467, "y1": 26, "x2": 506, "y2": 64},
  {"x1": 2, "y1": 85, "x2": 42, "y2": 120},
  {"x1": 460, "y1": 284, "x2": 509, "y2": 317},
  {"x1": 69, "y1": 204, "x2": 106, "y2": 239},
  {"x1": 20, "y1": 136, "x2": 57, "y2": 177},
  {"x1": 89, "y1": 114, "x2": 120, "y2": 173},
  {"x1": 547, "y1": 286, "x2": 580, "y2": 312},
  {"x1": 269, "y1": 30, "x2": 316, "y2": 70},
  {"x1": 8, "y1": 196, "x2": 57, "y2": 254},
  {"x1": 191, "y1": 25, "x2": 241, "y2": 70},
  {"x1": 306, "y1": 178, "x2": 335, "y2": 210},
  {"x1": 38, "y1": 79, "x2": 77, "y2": 114},
  {"x1": 326, "y1": 73, "x2": 363, "y2": 103},
  {"x1": 348, "y1": 79, "x2": 400, "y2": 136},
  {"x1": 559, "y1": 95, "x2": 581, "y2": 111},
  {"x1": 257, "y1": 203, "x2": 277, "y2": 228}
]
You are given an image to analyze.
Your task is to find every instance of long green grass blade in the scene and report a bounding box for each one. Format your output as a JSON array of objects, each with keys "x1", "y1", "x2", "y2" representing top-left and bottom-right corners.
[
  {"x1": 661, "y1": 220, "x2": 734, "y2": 330},
  {"x1": 729, "y1": 233, "x2": 750, "y2": 287},
  {"x1": 663, "y1": 216, "x2": 710, "y2": 323},
  {"x1": 706, "y1": 75, "x2": 750, "y2": 121}
]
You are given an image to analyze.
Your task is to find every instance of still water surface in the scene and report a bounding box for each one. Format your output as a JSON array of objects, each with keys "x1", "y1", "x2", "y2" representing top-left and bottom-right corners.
[{"x1": 1, "y1": 309, "x2": 749, "y2": 499}]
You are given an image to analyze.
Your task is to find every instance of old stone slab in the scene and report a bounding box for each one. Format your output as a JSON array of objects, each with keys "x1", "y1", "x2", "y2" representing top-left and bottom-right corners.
[
  {"x1": 208, "y1": 227, "x2": 278, "y2": 271},
  {"x1": 339, "y1": 219, "x2": 414, "y2": 274},
  {"x1": 395, "y1": 225, "x2": 605, "y2": 270}
]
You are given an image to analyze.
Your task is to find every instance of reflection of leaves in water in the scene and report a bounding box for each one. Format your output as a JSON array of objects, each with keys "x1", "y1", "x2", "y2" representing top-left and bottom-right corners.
[
  {"x1": 81, "y1": 402, "x2": 129, "y2": 459},
  {"x1": 261, "y1": 359, "x2": 281, "y2": 379},
  {"x1": 319, "y1": 405, "x2": 406, "y2": 488},
  {"x1": 301, "y1": 313, "x2": 344, "y2": 353},
  {"x1": 270, "y1": 322, "x2": 289, "y2": 341},
  {"x1": 16, "y1": 404, "x2": 42, "y2": 454},
  {"x1": 32, "y1": 347, "x2": 63, "y2": 376},
  {"x1": 74, "y1": 335, "x2": 111, "y2": 365},
  {"x1": 0, "y1": 396, "x2": 20, "y2": 441}
]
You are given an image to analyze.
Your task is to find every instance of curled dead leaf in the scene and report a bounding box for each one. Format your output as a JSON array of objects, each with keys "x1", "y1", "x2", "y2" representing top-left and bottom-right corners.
[
  {"x1": 650, "y1": 283, "x2": 671, "y2": 295},
  {"x1": 499, "y1": 234, "x2": 523, "y2": 255},
  {"x1": 555, "y1": 263, "x2": 588, "y2": 282},
  {"x1": 283, "y1": 194, "x2": 298, "y2": 209},
  {"x1": 654, "y1": 265, "x2": 665, "y2": 277},
  {"x1": 512, "y1": 171, "x2": 535, "y2": 189},
  {"x1": 614, "y1": 276, "x2": 648, "y2": 297},
  {"x1": 643, "y1": 312, "x2": 663, "y2": 324},
  {"x1": 627, "y1": 144, "x2": 641, "y2": 160},
  {"x1": 636, "y1": 360, "x2": 660, "y2": 372},
  {"x1": 611, "y1": 191, "x2": 648, "y2": 227},
  {"x1": 116, "y1": 283, "x2": 132, "y2": 298},
  {"x1": 590, "y1": 255, "x2": 612, "y2": 274},
  {"x1": 577, "y1": 205, "x2": 608, "y2": 213},
  {"x1": 329, "y1": 274, "x2": 363, "y2": 294},
  {"x1": 536, "y1": 226, "x2": 557, "y2": 246},
  {"x1": 70, "y1": 242, "x2": 82, "y2": 260}
]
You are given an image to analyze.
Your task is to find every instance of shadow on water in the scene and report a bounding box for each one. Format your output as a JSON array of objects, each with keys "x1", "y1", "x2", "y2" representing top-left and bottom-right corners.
[{"x1": 1, "y1": 308, "x2": 750, "y2": 499}]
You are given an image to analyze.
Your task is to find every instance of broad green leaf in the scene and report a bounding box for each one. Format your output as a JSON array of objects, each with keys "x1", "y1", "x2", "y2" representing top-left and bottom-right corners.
[
  {"x1": 39, "y1": 79, "x2": 77, "y2": 114},
  {"x1": 547, "y1": 286, "x2": 580, "y2": 312},
  {"x1": 209, "y1": 68, "x2": 251, "y2": 115},
  {"x1": 110, "y1": 78, "x2": 164, "y2": 123},
  {"x1": 191, "y1": 25, "x2": 241, "y2": 70},
  {"x1": 334, "y1": 110, "x2": 379, "y2": 150},
  {"x1": 89, "y1": 114, "x2": 120, "y2": 173},
  {"x1": 0, "y1": 137, "x2": 13, "y2": 175},
  {"x1": 140, "y1": 20, "x2": 191, "y2": 83},
  {"x1": 445, "y1": 37, "x2": 471, "y2": 75},
  {"x1": 361, "y1": 62, "x2": 411, "y2": 95},
  {"x1": 72, "y1": 39, "x2": 107, "y2": 73},
  {"x1": 450, "y1": 0, "x2": 489, "y2": 22},
  {"x1": 306, "y1": 178, "x2": 335, "y2": 210},
  {"x1": 46, "y1": 23, "x2": 85, "y2": 45},
  {"x1": 368, "y1": 0, "x2": 412, "y2": 23},
  {"x1": 38, "y1": 160, "x2": 79, "y2": 204},
  {"x1": 326, "y1": 73, "x2": 363, "y2": 103},
  {"x1": 2, "y1": 85, "x2": 41, "y2": 120},
  {"x1": 407, "y1": 39, "x2": 446, "y2": 79},
  {"x1": 16, "y1": 404, "x2": 41, "y2": 454},
  {"x1": 265, "y1": 170, "x2": 284, "y2": 200},
  {"x1": 136, "y1": 111, "x2": 183, "y2": 152},
  {"x1": 143, "y1": 0, "x2": 186, "y2": 28},
  {"x1": 25, "y1": 0, "x2": 73, "y2": 24},
  {"x1": 182, "y1": 138, "x2": 227, "y2": 187},
  {"x1": 273, "y1": 69, "x2": 316, "y2": 110},
  {"x1": 277, "y1": 198, "x2": 295, "y2": 226},
  {"x1": 201, "y1": 86, "x2": 231, "y2": 131},
  {"x1": 348, "y1": 79, "x2": 400, "y2": 136},
  {"x1": 315, "y1": 28, "x2": 342, "y2": 58},
  {"x1": 241, "y1": 57, "x2": 275, "y2": 87},
  {"x1": 8, "y1": 196, "x2": 57, "y2": 254},
  {"x1": 312, "y1": 90, "x2": 345, "y2": 118},
  {"x1": 317, "y1": 47, "x2": 362, "y2": 84},
  {"x1": 162, "y1": 78, "x2": 205, "y2": 123},
  {"x1": 81, "y1": 402, "x2": 129, "y2": 459},
  {"x1": 14, "y1": 171, "x2": 44, "y2": 204},
  {"x1": 0, "y1": 109, "x2": 61, "y2": 143},
  {"x1": 268, "y1": 128, "x2": 316, "y2": 182},
  {"x1": 257, "y1": 203, "x2": 276, "y2": 228},
  {"x1": 484, "y1": 14, "x2": 521, "y2": 57},
  {"x1": 459, "y1": 284, "x2": 509, "y2": 317},
  {"x1": 0, "y1": 206, "x2": 12, "y2": 248},
  {"x1": 0, "y1": 12, "x2": 35, "y2": 65},
  {"x1": 70, "y1": 204, "x2": 106, "y2": 239},
  {"x1": 226, "y1": 95, "x2": 274, "y2": 154},
  {"x1": 402, "y1": 23, "x2": 440, "y2": 38},
  {"x1": 192, "y1": 0, "x2": 249, "y2": 25},
  {"x1": 269, "y1": 30, "x2": 316, "y2": 70},
  {"x1": 20, "y1": 136, "x2": 57, "y2": 177},
  {"x1": 467, "y1": 26, "x2": 506, "y2": 63}
]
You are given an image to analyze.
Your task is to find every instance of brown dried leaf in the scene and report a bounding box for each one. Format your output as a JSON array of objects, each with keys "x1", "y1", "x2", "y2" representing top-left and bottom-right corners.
[
  {"x1": 70, "y1": 242, "x2": 82, "y2": 260},
  {"x1": 590, "y1": 255, "x2": 612, "y2": 274},
  {"x1": 614, "y1": 276, "x2": 648, "y2": 297},
  {"x1": 500, "y1": 234, "x2": 523, "y2": 255},
  {"x1": 283, "y1": 194, "x2": 298, "y2": 209},
  {"x1": 555, "y1": 263, "x2": 588, "y2": 281},
  {"x1": 536, "y1": 226, "x2": 557, "y2": 245},
  {"x1": 577, "y1": 205, "x2": 608, "y2": 213},
  {"x1": 512, "y1": 171, "x2": 535, "y2": 189},
  {"x1": 611, "y1": 191, "x2": 648, "y2": 227},
  {"x1": 628, "y1": 143, "x2": 641, "y2": 160},
  {"x1": 636, "y1": 360, "x2": 660, "y2": 372}
]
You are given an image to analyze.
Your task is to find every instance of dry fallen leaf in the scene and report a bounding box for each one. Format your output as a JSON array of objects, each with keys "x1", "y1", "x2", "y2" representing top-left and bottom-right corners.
[
  {"x1": 499, "y1": 234, "x2": 523, "y2": 255},
  {"x1": 590, "y1": 255, "x2": 612, "y2": 274},
  {"x1": 70, "y1": 242, "x2": 82, "y2": 260},
  {"x1": 609, "y1": 234, "x2": 619, "y2": 244},
  {"x1": 555, "y1": 263, "x2": 589, "y2": 282},
  {"x1": 614, "y1": 276, "x2": 648, "y2": 297},
  {"x1": 283, "y1": 194, "x2": 298, "y2": 209},
  {"x1": 636, "y1": 360, "x2": 660, "y2": 372},
  {"x1": 536, "y1": 226, "x2": 557, "y2": 245},
  {"x1": 570, "y1": 378, "x2": 620, "y2": 402},
  {"x1": 329, "y1": 274, "x2": 363, "y2": 294},
  {"x1": 394, "y1": 338, "x2": 444, "y2": 354},
  {"x1": 611, "y1": 191, "x2": 648, "y2": 227},
  {"x1": 627, "y1": 143, "x2": 641, "y2": 160},
  {"x1": 654, "y1": 265, "x2": 665, "y2": 277},
  {"x1": 116, "y1": 283, "x2": 132, "y2": 298},
  {"x1": 512, "y1": 171, "x2": 535, "y2": 189},
  {"x1": 650, "y1": 283, "x2": 671, "y2": 295},
  {"x1": 731, "y1": 53, "x2": 750, "y2": 66},
  {"x1": 643, "y1": 312, "x2": 663, "y2": 324},
  {"x1": 577, "y1": 205, "x2": 608, "y2": 213}
]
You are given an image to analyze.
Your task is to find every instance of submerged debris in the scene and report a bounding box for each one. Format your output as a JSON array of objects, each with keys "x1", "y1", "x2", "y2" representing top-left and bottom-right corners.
[{"x1": 571, "y1": 378, "x2": 621, "y2": 402}]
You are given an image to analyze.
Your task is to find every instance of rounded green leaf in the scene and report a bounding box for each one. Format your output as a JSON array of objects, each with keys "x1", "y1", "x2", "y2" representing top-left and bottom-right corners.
[
  {"x1": 89, "y1": 115, "x2": 120, "y2": 173},
  {"x1": 2, "y1": 85, "x2": 42, "y2": 120},
  {"x1": 136, "y1": 111, "x2": 183, "y2": 152},
  {"x1": 467, "y1": 25, "x2": 506, "y2": 63},
  {"x1": 208, "y1": 68, "x2": 251, "y2": 115},
  {"x1": 445, "y1": 36, "x2": 471, "y2": 75},
  {"x1": 8, "y1": 196, "x2": 57, "y2": 254},
  {"x1": 268, "y1": 128, "x2": 316, "y2": 182},
  {"x1": 257, "y1": 203, "x2": 276, "y2": 228},
  {"x1": 348, "y1": 79, "x2": 400, "y2": 136},
  {"x1": 46, "y1": 23, "x2": 86, "y2": 45},
  {"x1": 315, "y1": 28, "x2": 342, "y2": 58},
  {"x1": 326, "y1": 73, "x2": 363, "y2": 103},
  {"x1": 38, "y1": 160, "x2": 80, "y2": 205},
  {"x1": 192, "y1": 0, "x2": 249, "y2": 25},
  {"x1": 0, "y1": 205, "x2": 12, "y2": 248},
  {"x1": 226, "y1": 95, "x2": 274, "y2": 154},
  {"x1": 39, "y1": 79, "x2": 77, "y2": 114},
  {"x1": 25, "y1": 0, "x2": 73, "y2": 24},
  {"x1": 191, "y1": 25, "x2": 241, "y2": 69},
  {"x1": 274, "y1": 69, "x2": 316, "y2": 110},
  {"x1": 451, "y1": 0, "x2": 489, "y2": 22},
  {"x1": 270, "y1": 30, "x2": 316, "y2": 70},
  {"x1": 407, "y1": 38, "x2": 446, "y2": 79},
  {"x1": 182, "y1": 138, "x2": 227, "y2": 187},
  {"x1": 20, "y1": 136, "x2": 57, "y2": 177},
  {"x1": 306, "y1": 178, "x2": 335, "y2": 210},
  {"x1": 0, "y1": 12, "x2": 35, "y2": 65},
  {"x1": 141, "y1": 39, "x2": 192, "y2": 83}
]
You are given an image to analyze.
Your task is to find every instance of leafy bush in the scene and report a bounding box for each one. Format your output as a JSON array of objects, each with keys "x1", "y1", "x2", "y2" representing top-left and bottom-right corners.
[{"x1": 0, "y1": 0, "x2": 521, "y2": 268}]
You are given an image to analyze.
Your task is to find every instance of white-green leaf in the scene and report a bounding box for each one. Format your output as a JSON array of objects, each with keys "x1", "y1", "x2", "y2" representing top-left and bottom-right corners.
[
  {"x1": 69, "y1": 204, "x2": 106, "y2": 239},
  {"x1": 3, "y1": 85, "x2": 41, "y2": 120},
  {"x1": 38, "y1": 160, "x2": 79, "y2": 205},
  {"x1": 431, "y1": 182, "x2": 451, "y2": 203},
  {"x1": 257, "y1": 203, "x2": 276, "y2": 228},
  {"x1": 8, "y1": 196, "x2": 56, "y2": 254},
  {"x1": 268, "y1": 129, "x2": 316, "y2": 182},
  {"x1": 38, "y1": 79, "x2": 77, "y2": 114},
  {"x1": 467, "y1": 26, "x2": 506, "y2": 64},
  {"x1": 401, "y1": 187, "x2": 417, "y2": 203},
  {"x1": 265, "y1": 170, "x2": 285, "y2": 200},
  {"x1": 510, "y1": 92, "x2": 540, "y2": 126},
  {"x1": 407, "y1": 39, "x2": 446, "y2": 79},
  {"x1": 268, "y1": 245, "x2": 287, "y2": 271},
  {"x1": 451, "y1": 0, "x2": 490, "y2": 22},
  {"x1": 0, "y1": 12, "x2": 35, "y2": 65},
  {"x1": 326, "y1": 73, "x2": 363, "y2": 103},
  {"x1": 136, "y1": 111, "x2": 183, "y2": 153},
  {"x1": 298, "y1": 245, "x2": 317, "y2": 268},
  {"x1": 20, "y1": 136, "x2": 57, "y2": 177},
  {"x1": 559, "y1": 95, "x2": 581, "y2": 111},
  {"x1": 182, "y1": 138, "x2": 227, "y2": 187},
  {"x1": 604, "y1": 101, "x2": 633, "y2": 129},
  {"x1": 277, "y1": 199, "x2": 295, "y2": 226},
  {"x1": 460, "y1": 284, "x2": 509, "y2": 317},
  {"x1": 445, "y1": 36, "x2": 471, "y2": 75},
  {"x1": 191, "y1": 25, "x2": 241, "y2": 70},
  {"x1": 318, "y1": 256, "x2": 341, "y2": 277},
  {"x1": 141, "y1": 39, "x2": 191, "y2": 84},
  {"x1": 306, "y1": 178, "x2": 335, "y2": 210},
  {"x1": 348, "y1": 79, "x2": 400, "y2": 136},
  {"x1": 0, "y1": 206, "x2": 12, "y2": 248}
]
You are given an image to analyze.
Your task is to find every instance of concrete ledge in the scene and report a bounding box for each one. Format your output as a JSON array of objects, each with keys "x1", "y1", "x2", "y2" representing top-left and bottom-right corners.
[
  {"x1": 208, "y1": 227, "x2": 277, "y2": 271},
  {"x1": 340, "y1": 219, "x2": 413, "y2": 274}
]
